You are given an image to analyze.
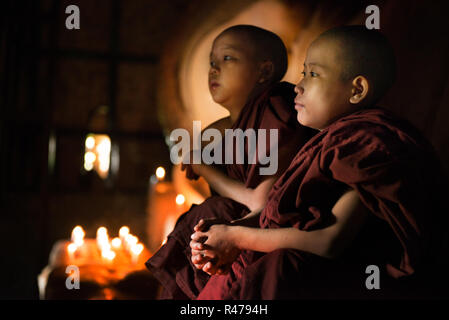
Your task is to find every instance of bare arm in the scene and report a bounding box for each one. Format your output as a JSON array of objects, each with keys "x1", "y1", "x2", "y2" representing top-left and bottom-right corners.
[
  {"x1": 232, "y1": 189, "x2": 368, "y2": 257},
  {"x1": 195, "y1": 164, "x2": 275, "y2": 212},
  {"x1": 191, "y1": 189, "x2": 370, "y2": 274}
]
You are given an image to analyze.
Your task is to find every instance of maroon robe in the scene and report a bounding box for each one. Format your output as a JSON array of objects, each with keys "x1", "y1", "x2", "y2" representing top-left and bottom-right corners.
[
  {"x1": 197, "y1": 108, "x2": 449, "y2": 300},
  {"x1": 145, "y1": 82, "x2": 317, "y2": 299}
]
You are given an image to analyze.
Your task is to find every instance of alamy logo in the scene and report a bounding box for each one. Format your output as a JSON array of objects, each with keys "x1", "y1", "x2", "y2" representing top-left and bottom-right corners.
[
  {"x1": 65, "y1": 265, "x2": 80, "y2": 290},
  {"x1": 169, "y1": 121, "x2": 279, "y2": 175},
  {"x1": 365, "y1": 265, "x2": 380, "y2": 290},
  {"x1": 65, "y1": 5, "x2": 80, "y2": 30},
  {"x1": 365, "y1": 5, "x2": 380, "y2": 30}
]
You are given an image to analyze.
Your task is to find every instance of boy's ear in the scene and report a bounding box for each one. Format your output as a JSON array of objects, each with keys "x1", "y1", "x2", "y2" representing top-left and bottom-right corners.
[
  {"x1": 258, "y1": 61, "x2": 275, "y2": 83},
  {"x1": 349, "y1": 76, "x2": 369, "y2": 104}
]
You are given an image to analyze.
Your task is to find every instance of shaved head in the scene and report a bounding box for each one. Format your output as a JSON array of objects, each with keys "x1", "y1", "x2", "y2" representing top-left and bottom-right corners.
[
  {"x1": 216, "y1": 25, "x2": 288, "y2": 83},
  {"x1": 316, "y1": 25, "x2": 396, "y2": 103}
]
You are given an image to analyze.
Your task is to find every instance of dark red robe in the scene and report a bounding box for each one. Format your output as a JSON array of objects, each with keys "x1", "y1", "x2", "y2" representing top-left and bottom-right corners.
[
  {"x1": 197, "y1": 107, "x2": 449, "y2": 300},
  {"x1": 145, "y1": 82, "x2": 317, "y2": 299}
]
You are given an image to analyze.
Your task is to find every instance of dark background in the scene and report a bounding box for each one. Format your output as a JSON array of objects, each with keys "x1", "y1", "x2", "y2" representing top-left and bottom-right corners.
[{"x1": 1, "y1": 0, "x2": 448, "y2": 299}]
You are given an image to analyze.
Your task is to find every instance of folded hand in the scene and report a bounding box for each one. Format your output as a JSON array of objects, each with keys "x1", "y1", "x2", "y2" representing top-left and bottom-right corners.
[{"x1": 190, "y1": 222, "x2": 240, "y2": 275}]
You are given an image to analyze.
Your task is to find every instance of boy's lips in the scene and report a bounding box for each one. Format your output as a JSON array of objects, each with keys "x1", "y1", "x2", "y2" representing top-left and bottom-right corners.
[
  {"x1": 294, "y1": 100, "x2": 305, "y2": 110},
  {"x1": 209, "y1": 81, "x2": 220, "y2": 90}
]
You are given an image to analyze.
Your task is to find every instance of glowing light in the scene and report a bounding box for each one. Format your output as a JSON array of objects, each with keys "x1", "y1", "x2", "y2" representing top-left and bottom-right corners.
[
  {"x1": 175, "y1": 194, "x2": 185, "y2": 205},
  {"x1": 111, "y1": 237, "x2": 121, "y2": 249},
  {"x1": 155, "y1": 167, "x2": 165, "y2": 181},
  {"x1": 99, "y1": 156, "x2": 110, "y2": 172},
  {"x1": 67, "y1": 242, "x2": 77, "y2": 261},
  {"x1": 102, "y1": 249, "x2": 116, "y2": 261},
  {"x1": 96, "y1": 227, "x2": 109, "y2": 250},
  {"x1": 97, "y1": 226, "x2": 107, "y2": 237},
  {"x1": 83, "y1": 134, "x2": 112, "y2": 179},
  {"x1": 67, "y1": 243, "x2": 77, "y2": 254},
  {"x1": 85, "y1": 136, "x2": 95, "y2": 149},
  {"x1": 119, "y1": 226, "x2": 130, "y2": 239},
  {"x1": 131, "y1": 243, "x2": 144, "y2": 255},
  {"x1": 96, "y1": 138, "x2": 111, "y2": 154},
  {"x1": 130, "y1": 243, "x2": 144, "y2": 264},
  {"x1": 84, "y1": 151, "x2": 96, "y2": 163},
  {"x1": 125, "y1": 234, "x2": 138, "y2": 248},
  {"x1": 84, "y1": 162, "x2": 94, "y2": 171},
  {"x1": 71, "y1": 226, "x2": 85, "y2": 247}
]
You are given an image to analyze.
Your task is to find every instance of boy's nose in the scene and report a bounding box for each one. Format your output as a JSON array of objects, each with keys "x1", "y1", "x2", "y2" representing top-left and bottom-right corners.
[
  {"x1": 294, "y1": 81, "x2": 304, "y2": 96},
  {"x1": 209, "y1": 66, "x2": 219, "y2": 76}
]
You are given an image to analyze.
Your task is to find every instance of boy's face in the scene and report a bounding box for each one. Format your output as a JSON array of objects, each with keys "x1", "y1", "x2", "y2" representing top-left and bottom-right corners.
[
  {"x1": 294, "y1": 38, "x2": 355, "y2": 130},
  {"x1": 209, "y1": 32, "x2": 262, "y2": 109}
]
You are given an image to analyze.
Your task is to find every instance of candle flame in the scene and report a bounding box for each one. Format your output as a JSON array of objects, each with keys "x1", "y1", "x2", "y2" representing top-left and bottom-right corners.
[
  {"x1": 97, "y1": 226, "x2": 108, "y2": 237},
  {"x1": 102, "y1": 249, "x2": 116, "y2": 261},
  {"x1": 71, "y1": 226, "x2": 85, "y2": 247},
  {"x1": 125, "y1": 234, "x2": 138, "y2": 247},
  {"x1": 155, "y1": 167, "x2": 165, "y2": 180},
  {"x1": 84, "y1": 151, "x2": 96, "y2": 163},
  {"x1": 131, "y1": 243, "x2": 144, "y2": 256},
  {"x1": 85, "y1": 136, "x2": 95, "y2": 149},
  {"x1": 111, "y1": 237, "x2": 121, "y2": 249},
  {"x1": 119, "y1": 226, "x2": 130, "y2": 238},
  {"x1": 67, "y1": 243, "x2": 77, "y2": 254},
  {"x1": 176, "y1": 194, "x2": 185, "y2": 205},
  {"x1": 96, "y1": 227, "x2": 110, "y2": 250}
]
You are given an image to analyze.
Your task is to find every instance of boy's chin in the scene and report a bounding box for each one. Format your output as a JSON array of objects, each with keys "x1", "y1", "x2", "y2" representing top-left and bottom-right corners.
[
  {"x1": 297, "y1": 114, "x2": 321, "y2": 130},
  {"x1": 296, "y1": 112, "x2": 309, "y2": 127}
]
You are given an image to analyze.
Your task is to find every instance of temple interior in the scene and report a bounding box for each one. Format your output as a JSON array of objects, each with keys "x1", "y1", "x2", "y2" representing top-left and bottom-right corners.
[{"x1": 1, "y1": 0, "x2": 449, "y2": 299}]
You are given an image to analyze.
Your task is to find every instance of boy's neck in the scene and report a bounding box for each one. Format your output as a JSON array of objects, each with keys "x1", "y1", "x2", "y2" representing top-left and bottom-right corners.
[{"x1": 228, "y1": 82, "x2": 273, "y2": 124}]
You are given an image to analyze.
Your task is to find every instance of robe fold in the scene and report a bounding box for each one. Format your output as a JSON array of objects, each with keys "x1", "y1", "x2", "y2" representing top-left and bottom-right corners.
[
  {"x1": 197, "y1": 107, "x2": 449, "y2": 300},
  {"x1": 145, "y1": 82, "x2": 317, "y2": 299}
]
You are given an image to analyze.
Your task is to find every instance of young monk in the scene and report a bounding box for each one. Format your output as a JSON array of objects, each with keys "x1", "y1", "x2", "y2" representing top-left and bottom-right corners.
[
  {"x1": 190, "y1": 25, "x2": 449, "y2": 299},
  {"x1": 146, "y1": 25, "x2": 317, "y2": 299}
]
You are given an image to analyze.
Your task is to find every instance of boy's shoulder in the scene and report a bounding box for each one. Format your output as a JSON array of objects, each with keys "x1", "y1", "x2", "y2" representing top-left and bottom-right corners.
[{"x1": 322, "y1": 107, "x2": 434, "y2": 157}]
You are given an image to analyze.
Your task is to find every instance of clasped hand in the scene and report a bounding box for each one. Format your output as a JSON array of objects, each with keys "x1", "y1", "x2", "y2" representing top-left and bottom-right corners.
[{"x1": 190, "y1": 218, "x2": 241, "y2": 276}]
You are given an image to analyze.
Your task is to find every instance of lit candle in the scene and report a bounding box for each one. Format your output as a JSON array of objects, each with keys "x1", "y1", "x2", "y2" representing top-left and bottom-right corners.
[
  {"x1": 175, "y1": 194, "x2": 185, "y2": 206},
  {"x1": 155, "y1": 167, "x2": 165, "y2": 181},
  {"x1": 124, "y1": 234, "x2": 138, "y2": 252},
  {"x1": 119, "y1": 226, "x2": 130, "y2": 242},
  {"x1": 67, "y1": 242, "x2": 77, "y2": 261},
  {"x1": 85, "y1": 136, "x2": 95, "y2": 149},
  {"x1": 96, "y1": 226, "x2": 109, "y2": 251},
  {"x1": 130, "y1": 243, "x2": 144, "y2": 264},
  {"x1": 101, "y1": 248, "x2": 116, "y2": 264},
  {"x1": 111, "y1": 237, "x2": 121, "y2": 249},
  {"x1": 71, "y1": 226, "x2": 85, "y2": 247}
]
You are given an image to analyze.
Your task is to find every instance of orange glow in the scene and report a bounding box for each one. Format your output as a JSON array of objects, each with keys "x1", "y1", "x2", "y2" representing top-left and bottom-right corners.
[
  {"x1": 111, "y1": 237, "x2": 121, "y2": 249},
  {"x1": 96, "y1": 227, "x2": 109, "y2": 250},
  {"x1": 119, "y1": 226, "x2": 130, "y2": 239},
  {"x1": 156, "y1": 167, "x2": 166, "y2": 181},
  {"x1": 175, "y1": 194, "x2": 186, "y2": 205},
  {"x1": 83, "y1": 134, "x2": 111, "y2": 179},
  {"x1": 67, "y1": 243, "x2": 77, "y2": 254},
  {"x1": 130, "y1": 243, "x2": 144, "y2": 256},
  {"x1": 71, "y1": 226, "x2": 85, "y2": 247},
  {"x1": 101, "y1": 249, "x2": 116, "y2": 261}
]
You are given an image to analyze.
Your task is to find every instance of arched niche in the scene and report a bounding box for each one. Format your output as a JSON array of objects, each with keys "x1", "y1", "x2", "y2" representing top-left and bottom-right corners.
[{"x1": 156, "y1": 0, "x2": 365, "y2": 137}]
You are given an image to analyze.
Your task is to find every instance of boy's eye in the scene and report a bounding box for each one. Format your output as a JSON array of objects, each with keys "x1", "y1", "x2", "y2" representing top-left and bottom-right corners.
[
  {"x1": 210, "y1": 61, "x2": 216, "y2": 67},
  {"x1": 300, "y1": 71, "x2": 306, "y2": 77},
  {"x1": 223, "y1": 55, "x2": 233, "y2": 61},
  {"x1": 310, "y1": 71, "x2": 318, "y2": 77}
]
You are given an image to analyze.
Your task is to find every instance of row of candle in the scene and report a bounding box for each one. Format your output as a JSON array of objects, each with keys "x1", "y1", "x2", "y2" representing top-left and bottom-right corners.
[{"x1": 68, "y1": 225, "x2": 144, "y2": 264}]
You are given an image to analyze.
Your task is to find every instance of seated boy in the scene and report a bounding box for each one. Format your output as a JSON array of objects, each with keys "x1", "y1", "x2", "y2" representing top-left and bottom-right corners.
[
  {"x1": 190, "y1": 25, "x2": 449, "y2": 299},
  {"x1": 146, "y1": 25, "x2": 316, "y2": 299}
]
